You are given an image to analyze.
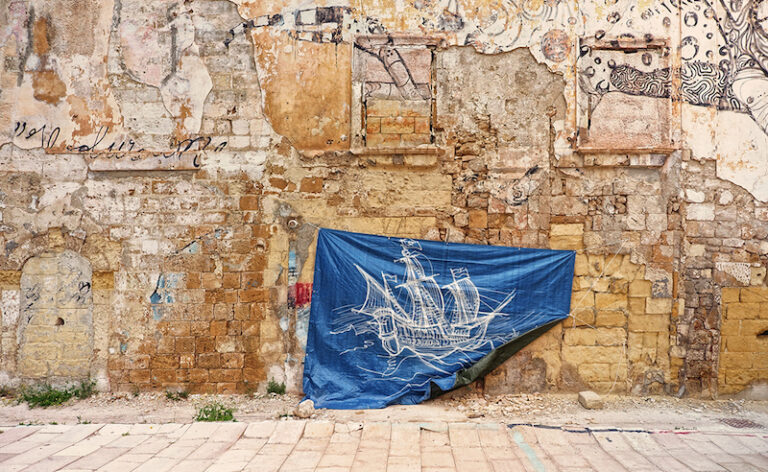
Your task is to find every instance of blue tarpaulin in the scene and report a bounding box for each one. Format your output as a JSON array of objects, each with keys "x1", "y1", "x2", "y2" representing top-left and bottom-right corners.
[{"x1": 303, "y1": 228, "x2": 575, "y2": 409}]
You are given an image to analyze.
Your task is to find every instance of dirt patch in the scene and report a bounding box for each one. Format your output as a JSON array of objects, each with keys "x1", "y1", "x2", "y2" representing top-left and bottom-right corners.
[{"x1": 2, "y1": 391, "x2": 768, "y2": 433}]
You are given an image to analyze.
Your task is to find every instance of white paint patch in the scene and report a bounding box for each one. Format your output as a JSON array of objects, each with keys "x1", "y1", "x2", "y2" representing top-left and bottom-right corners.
[
  {"x1": 715, "y1": 112, "x2": 768, "y2": 202},
  {"x1": 715, "y1": 262, "x2": 752, "y2": 286},
  {"x1": 1, "y1": 290, "x2": 20, "y2": 327}
]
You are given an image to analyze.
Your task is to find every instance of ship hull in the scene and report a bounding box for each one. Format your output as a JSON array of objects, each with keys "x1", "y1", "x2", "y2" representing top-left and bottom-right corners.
[{"x1": 375, "y1": 311, "x2": 493, "y2": 357}]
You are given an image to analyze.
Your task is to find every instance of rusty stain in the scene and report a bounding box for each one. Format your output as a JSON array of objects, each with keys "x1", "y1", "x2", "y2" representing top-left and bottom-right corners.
[
  {"x1": 33, "y1": 17, "x2": 50, "y2": 55},
  {"x1": 174, "y1": 102, "x2": 193, "y2": 143},
  {"x1": 32, "y1": 70, "x2": 66, "y2": 104}
]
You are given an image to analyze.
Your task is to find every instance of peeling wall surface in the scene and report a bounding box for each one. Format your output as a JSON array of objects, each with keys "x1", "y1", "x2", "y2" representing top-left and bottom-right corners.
[{"x1": 0, "y1": 0, "x2": 767, "y2": 398}]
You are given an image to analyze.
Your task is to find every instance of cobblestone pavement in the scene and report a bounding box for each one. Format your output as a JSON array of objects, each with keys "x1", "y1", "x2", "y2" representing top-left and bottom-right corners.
[{"x1": 0, "y1": 421, "x2": 767, "y2": 472}]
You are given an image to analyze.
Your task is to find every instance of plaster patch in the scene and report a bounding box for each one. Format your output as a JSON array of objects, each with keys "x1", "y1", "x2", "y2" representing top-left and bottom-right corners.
[
  {"x1": 1, "y1": 290, "x2": 20, "y2": 327},
  {"x1": 715, "y1": 262, "x2": 752, "y2": 286},
  {"x1": 716, "y1": 112, "x2": 768, "y2": 202}
]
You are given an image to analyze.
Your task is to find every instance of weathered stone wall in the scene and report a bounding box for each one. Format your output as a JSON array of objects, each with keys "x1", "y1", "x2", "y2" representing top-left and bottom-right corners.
[
  {"x1": 719, "y1": 287, "x2": 768, "y2": 395},
  {"x1": 18, "y1": 250, "x2": 93, "y2": 381},
  {"x1": 0, "y1": 0, "x2": 767, "y2": 398}
]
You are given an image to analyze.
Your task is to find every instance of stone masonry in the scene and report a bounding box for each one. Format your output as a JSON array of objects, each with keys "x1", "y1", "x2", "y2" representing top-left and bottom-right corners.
[{"x1": 0, "y1": 0, "x2": 767, "y2": 399}]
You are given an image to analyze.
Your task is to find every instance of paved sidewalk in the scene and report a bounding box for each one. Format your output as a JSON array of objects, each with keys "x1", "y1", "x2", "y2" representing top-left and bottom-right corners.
[{"x1": 0, "y1": 421, "x2": 767, "y2": 471}]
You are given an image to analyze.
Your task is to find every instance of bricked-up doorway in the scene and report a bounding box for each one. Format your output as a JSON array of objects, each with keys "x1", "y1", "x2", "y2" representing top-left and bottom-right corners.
[{"x1": 18, "y1": 251, "x2": 94, "y2": 381}]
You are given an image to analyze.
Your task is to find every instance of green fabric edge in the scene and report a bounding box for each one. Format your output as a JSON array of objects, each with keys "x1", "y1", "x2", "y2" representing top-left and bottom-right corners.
[{"x1": 429, "y1": 318, "x2": 565, "y2": 399}]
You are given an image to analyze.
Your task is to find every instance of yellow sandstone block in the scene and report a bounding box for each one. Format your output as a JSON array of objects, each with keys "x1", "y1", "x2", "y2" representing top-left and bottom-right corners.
[
  {"x1": 720, "y1": 320, "x2": 741, "y2": 336},
  {"x1": 628, "y1": 314, "x2": 668, "y2": 332},
  {"x1": 550, "y1": 235, "x2": 584, "y2": 250},
  {"x1": 595, "y1": 293, "x2": 627, "y2": 310},
  {"x1": 726, "y1": 370, "x2": 757, "y2": 386},
  {"x1": 727, "y1": 303, "x2": 760, "y2": 320},
  {"x1": 595, "y1": 310, "x2": 626, "y2": 327},
  {"x1": 563, "y1": 328, "x2": 597, "y2": 346},
  {"x1": 755, "y1": 352, "x2": 768, "y2": 366},
  {"x1": 721, "y1": 287, "x2": 741, "y2": 303},
  {"x1": 550, "y1": 223, "x2": 584, "y2": 236},
  {"x1": 571, "y1": 291, "x2": 595, "y2": 309},
  {"x1": 628, "y1": 297, "x2": 646, "y2": 315},
  {"x1": 570, "y1": 308, "x2": 596, "y2": 327},
  {"x1": 629, "y1": 280, "x2": 652, "y2": 297},
  {"x1": 739, "y1": 320, "x2": 768, "y2": 336},
  {"x1": 646, "y1": 297, "x2": 673, "y2": 314},
  {"x1": 612, "y1": 258, "x2": 642, "y2": 282},
  {"x1": 725, "y1": 336, "x2": 760, "y2": 352},
  {"x1": 574, "y1": 254, "x2": 590, "y2": 276},
  {"x1": 587, "y1": 255, "x2": 604, "y2": 277},
  {"x1": 602, "y1": 255, "x2": 625, "y2": 277},
  {"x1": 595, "y1": 327, "x2": 626, "y2": 346},
  {"x1": 562, "y1": 345, "x2": 623, "y2": 364},
  {"x1": 93, "y1": 271, "x2": 115, "y2": 290},
  {"x1": 627, "y1": 332, "x2": 644, "y2": 351},
  {"x1": 720, "y1": 352, "x2": 753, "y2": 369},
  {"x1": 578, "y1": 363, "x2": 612, "y2": 382},
  {"x1": 741, "y1": 287, "x2": 768, "y2": 303}
]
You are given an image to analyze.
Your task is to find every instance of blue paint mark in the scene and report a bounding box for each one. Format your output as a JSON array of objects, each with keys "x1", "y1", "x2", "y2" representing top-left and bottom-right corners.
[
  {"x1": 149, "y1": 274, "x2": 164, "y2": 305},
  {"x1": 149, "y1": 273, "x2": 177, "y2": 320},
  {"x1": 120, "y1": 343, "x2": 128, "y2": 354},
  {"x1": 152, "y1": 305, "x2": 164, "y2": 320},
  {"x1": 511, "y1": 430, "x2": 547, "y2": 472},
  {"x1": 165, "y1": 273, "x2": 182, "y2": 290},
  {"x1": 288, "y1": 250, "x2": 297, "y2": 285},
  {"x1": 180, "y1": 241, "x2": 201, "y2": 254},
  {"x1": 296, "y1": 306, "x2": 310, "y2": 350}
]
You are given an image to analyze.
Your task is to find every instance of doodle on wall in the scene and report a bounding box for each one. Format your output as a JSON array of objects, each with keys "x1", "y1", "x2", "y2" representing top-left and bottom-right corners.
[
  {"x1": 579, "y1": 0, "x2": 768, "y2": 137},
  {"x1": 225, "y1": 1, "x2": 576, "y2": 56}
]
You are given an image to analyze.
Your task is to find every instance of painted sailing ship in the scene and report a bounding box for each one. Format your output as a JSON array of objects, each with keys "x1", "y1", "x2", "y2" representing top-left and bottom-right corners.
[{"x1": 352, "y1": 239, "x2": 516, "y2": 357}]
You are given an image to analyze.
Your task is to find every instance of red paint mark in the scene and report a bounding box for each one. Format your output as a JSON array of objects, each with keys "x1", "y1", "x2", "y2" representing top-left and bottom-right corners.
[
  {"x1": 296, "y1": 283, "x2": 313, "y2": 307},
  {"x1": 288, "y1": 282, "x2": 313, "y2": 308}
]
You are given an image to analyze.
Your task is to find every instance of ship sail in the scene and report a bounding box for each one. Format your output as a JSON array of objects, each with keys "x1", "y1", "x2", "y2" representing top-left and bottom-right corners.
[
  {"x1": 395, "y1": 246, "x2": 444, "y2": 327},
  {"x1": 444, "y1": 268, "x2": 480, "y2": 326},
  {"x1": 351, "y1": 239, "x2": 514, "y2": 356},
  {"x1": 354, "y1": 266, "x2": 409, "y2": 321}
]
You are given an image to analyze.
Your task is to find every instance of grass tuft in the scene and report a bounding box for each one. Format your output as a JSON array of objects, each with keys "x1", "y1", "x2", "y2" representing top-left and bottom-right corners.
[
  {"x1": 19, "y1": 380, "x2": 96, "y2": 408},
  {"x1": 195, "y1": 401, "x2": 234, "y2": 422},
  {"x1": 267, "y1": 379, "x2": 286, "y2": 395},
  {"x1": 165, "y1": 390, "x2": 190, "y2": 401},
  {"x1": 72, "y1": 380, "x2": 96, "y2": 400}
]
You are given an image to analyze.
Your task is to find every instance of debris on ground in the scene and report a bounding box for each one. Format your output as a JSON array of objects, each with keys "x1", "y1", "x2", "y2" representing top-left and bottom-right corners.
[
  {"x1": 578, "y1": 390, "x2": 603, "y2": 410},
  {"x1": 296, "y1": 399, "x2": 315, "y2": 418},
  {"x1": 0, "y1": 390, "x2": 766, "y2": 430}
]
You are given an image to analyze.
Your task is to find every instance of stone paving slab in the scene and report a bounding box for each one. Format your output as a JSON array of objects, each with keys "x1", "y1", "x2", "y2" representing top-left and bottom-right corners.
[{"x1": 0, "y1": 421, "x2": 767, "y2": 471}]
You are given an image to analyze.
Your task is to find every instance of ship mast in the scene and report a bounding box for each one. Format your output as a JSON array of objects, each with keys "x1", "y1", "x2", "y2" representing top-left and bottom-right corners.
[{"x1": 396, "y1": 243, "x2": 444, "y2": 327}]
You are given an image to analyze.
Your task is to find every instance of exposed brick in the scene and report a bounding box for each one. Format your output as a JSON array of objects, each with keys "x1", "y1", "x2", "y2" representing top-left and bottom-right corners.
[
  {"x1": 239, "y1": 195, "x2": 260, "y2": 210},
  {"x1": 300, "y1": 177, "x2": 324, "y2": 193}
]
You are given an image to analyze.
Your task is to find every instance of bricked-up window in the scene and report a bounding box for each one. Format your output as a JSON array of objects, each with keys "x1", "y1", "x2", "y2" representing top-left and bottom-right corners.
[
  {"x1": 352, "y1": 35, "x2": 438, "y2": 149},
  {"x1": 575, "y1": 38, "x2": 677, "y2": 153}
]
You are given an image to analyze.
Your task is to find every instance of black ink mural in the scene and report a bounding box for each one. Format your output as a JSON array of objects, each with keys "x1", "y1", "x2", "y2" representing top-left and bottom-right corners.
[{"x1": 580, "y1": 0, "x2": 768, "y2": 136}]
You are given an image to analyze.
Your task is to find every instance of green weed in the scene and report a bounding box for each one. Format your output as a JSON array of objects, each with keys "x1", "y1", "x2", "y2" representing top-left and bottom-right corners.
[
  {"x1": 165, "y1": 389, "x2": 190, "y2": 401},
  {"x1": 195, "y1": 401, "x2": 234, "y2": 422},
  {"x1": 72, "y1": 380, "x2": 97, "y2": 400},
  {"x1": 19, "y1": 380, "x2": 96, "y2": 408},
  {"x1": 19, "y1": 384, "x2": 74, "y2": 408},
  {"x1": 267, "y1": 379, "x2": 286, "y2": 395}
]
